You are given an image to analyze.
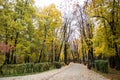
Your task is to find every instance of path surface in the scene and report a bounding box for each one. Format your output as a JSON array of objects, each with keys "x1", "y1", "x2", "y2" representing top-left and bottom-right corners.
[{"x1": 0, "y1": 63, "x2": 110, "y2": 80}]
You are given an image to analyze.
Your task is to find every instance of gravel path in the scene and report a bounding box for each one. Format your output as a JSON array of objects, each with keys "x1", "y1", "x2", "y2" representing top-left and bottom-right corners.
[{"x1": 0, "y1": 63, "x2": 110, "y2": 80}]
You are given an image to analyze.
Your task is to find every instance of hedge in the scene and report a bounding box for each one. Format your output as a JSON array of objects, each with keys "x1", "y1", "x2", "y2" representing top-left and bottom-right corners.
[
  {"x1": 53, "y1": 62, "x2": 65, "y2": 69},
  {"x1": 1, "y1": 62, "x2": 65, "y2": 76},
  {"x1": 94, "y1": 60, "x2": 108, "y2": 73},
  {"x1": 33, "y1": 63, "x2": 50, "y2": 72}
]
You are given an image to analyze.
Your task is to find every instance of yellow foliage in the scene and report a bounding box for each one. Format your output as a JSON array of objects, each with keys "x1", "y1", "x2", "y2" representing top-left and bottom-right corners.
[{"x1": 59, "y1": 50, "x2": 63, "y2": 60}]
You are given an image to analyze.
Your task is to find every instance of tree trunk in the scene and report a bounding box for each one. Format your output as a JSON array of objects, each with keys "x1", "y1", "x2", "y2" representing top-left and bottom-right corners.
[
  {"x1": 90, "y1": 47, "x2": 94, "y2": 67},
  {"x1": 5, "y1": 52, "x2": 10, "y2": 64},
  {"x1": 10, "y1": 32, "x2": 19, "y2": 64},
  {"x1": 56, "y1": 40, "x2": 64, "y2": 62},
  {"x1": 109, "y1": 56, "x2": 115, "y2": 68},
  {"x1": 71, "y1": 50, "x2": 75, "y2": 63},
  {"x1": 4, "y1": 28, "x2": 10, "y2": 64},
  {"x1": 109, "y1": 0, "x2": 120, "y2": 70},
  {"x1": 38, "y1": 25, "x2": 47, "y2": 62},
  {"x1": 64, "y1": 42, "x2": 68, "y2": 64}
]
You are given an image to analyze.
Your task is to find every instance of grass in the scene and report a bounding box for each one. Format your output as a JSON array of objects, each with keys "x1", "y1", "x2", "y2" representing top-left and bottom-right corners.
[{"x1": 93, "y1": 67, "x2": 120, "y2": 80}]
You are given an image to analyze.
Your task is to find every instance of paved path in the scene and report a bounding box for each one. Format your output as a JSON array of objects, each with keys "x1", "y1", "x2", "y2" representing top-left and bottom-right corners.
[{"x1": 0, "y1": 63, "x2": 110, "y2": 80}]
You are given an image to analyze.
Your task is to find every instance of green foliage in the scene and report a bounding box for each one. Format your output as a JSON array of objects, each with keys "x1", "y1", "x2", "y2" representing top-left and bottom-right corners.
[
  {"x1": 85, "y1": 0, "x2": 120, "y2": 58},
  {"x1": 25, "y1": 63, "x2": 34, "y2": 73},
  {"x1": 33, "y1": 63, "x2": 42, "y2": 72},
  {"x1": 33, "y1": 63, "x2": 50, "y2": 72},
  {"x1": 93, "y1": 25, "x2": 115, "y2": 57},
  {"x1": 0, "y1": 0, "x2": 62, "y2": 64},
  {"x1": 95, "y1": 60, "x2": 108, "y2": 73},
  {"x1": 1, "y1": 62, "x2": 65, "y2": 76},
  {"x1": 53, "y1": 62, "x2": 65, "y2": 69},
  {"x1": 15, "y1": 64, "x2": 26, "y2": 74},
  {"x1": 2, "y1": 64, "x2": 16, "y2": 75}
]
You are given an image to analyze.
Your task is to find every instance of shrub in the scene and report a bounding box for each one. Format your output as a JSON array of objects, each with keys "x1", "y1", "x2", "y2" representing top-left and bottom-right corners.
[
  {"x1": 1, "y1": 62, "x2": 65, "y2": 76},
  {"x1": 0, "y1": 64, "x2": 2, "y2": 67},
  {"x1": 33, "y1": 63, "x2": 44, "y2": 72},
  {"x1": 33, "y1": 62, "x2": 50, "y2": 72},
  {"x1": 42, "y1": 63, "x2": 50, "y2": 71},
  {"x1": 95, "y1": 60, "x2": 108, "y2": 73},
  {"x1": 2, "y1": 64, "x2": 15, "y2": 75},
  {"x1": 15, "y1": 64, "x2": 26, "y2": 74},
  {"x1": 53, "y1": 62, "x2": 65, "y2": 69},
  {"x1": 95, "y1": 60, "x2": 100, "y2": 71},
  {"x1": 25, "y1": 63, "x2": 33, "y2": 73}
]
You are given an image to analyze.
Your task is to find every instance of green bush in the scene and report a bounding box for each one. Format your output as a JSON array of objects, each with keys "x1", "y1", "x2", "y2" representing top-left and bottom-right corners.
[
  {"x1": 25, "y1": 63, "x2": 33, "y2": 73},
  {"x1": 95, "y1": 60, "x2": 108, "y2": 73},
  {"x1": 42, "y1": 63, "x2": 50, "y2": 71},
  {"x1": 15, "y1": 64, "x2": 26, "y2": 74},
  {"x1": 2, "y1": 64, "x2": 15, "y2": 75},
  {"x1": 95, "y1": 60, "x2": 100, "y2": 71},
  {"x1": 33, "y1": 63, "x2": 43, "y2": 72},
  {"x1": 1, "y1": 62, "x2": 65, "y2": 76},
  {"x1": 53, "y1": 62, "x2": 65, "y2": 69},
  {"x1": 0, "y1": 64, "x2": 2, "y2": 67},
  {"x1": 33, "y1": 62, "x2": 52, "y2": 72},
  {"x1": 60, "y1": 62, "x2": 65, "y2": 66}
]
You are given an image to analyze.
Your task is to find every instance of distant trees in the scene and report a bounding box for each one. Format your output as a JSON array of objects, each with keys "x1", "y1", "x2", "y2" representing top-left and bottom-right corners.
[
  {"x1": 70, "y1": 2, "x2": 94, "y2": 68},
  {"x1": 67, "y1": 0, "x2": 120, "y2": 70}
]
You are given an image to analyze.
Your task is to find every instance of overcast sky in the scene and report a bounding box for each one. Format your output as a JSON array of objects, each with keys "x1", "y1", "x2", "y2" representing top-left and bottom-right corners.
[
  {"x1": 35, "y1": 0, "x2": 62, "y2": 7},
  {"x1": 35, "y1": 0, "x2": 85, "y2": 7},
  {"x1": 34, "y1": 0, "x2": 85, "y2": 41}
]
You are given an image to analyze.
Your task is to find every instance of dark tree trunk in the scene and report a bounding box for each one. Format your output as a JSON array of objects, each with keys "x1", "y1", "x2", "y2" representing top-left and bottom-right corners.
[
  {"x1": 109, "y1": 0, "x2": 120, "y2": 70},
  {"x1": 87, "y1": 46, "x2": 94, "y2": 69},
  {"x1": 82, "y1": 51, "x2": 85, "y2": 64},
  {"x1": 5, "y1": 52, "x2": 10, "y2": 64},
  {"x1": 57, "y1": 40, "x2": 64, "y2": 62},
  {"x1": 54, "y1": 45, "x2": 58, "y2": 61},
  {"x1": 38, "y1": 46, "x2": 44, "y2": 62},
  {"x1": 87, "y1": 49, "x2": 91, "y2": 69},
  {"x1": 115, "y1": 56, "x2": 120, "y2": 70},
  {"x1": 10, "y1": 32, "x2": 19, "y2": 64},
  {"x1": 38, "y1": 25, "x2": 47, "y2": 62},
  {"x1": 10, "y1": 50, "x2": 14, "y2": 64},
  {"x1": 109, "y1": 56, "x2": 115, "y2": 68},
  {"x1": 49, "y1": 40, "x2": 54, "y2": 63},
  {"x1": 27, "y1": 56, "x2": 30, "y2": 63},
  {"x1": 64, "y1": 42, "x2": 68, "y2": 64},
  {"x1": 24, "y1": 55, "x2": 29, "y2": 63},
  {"x1": 4, "y1": 28, "x2": 10, "y2": 64},
  {"x1": 81, "y1": 38, "x2": 85, "y2": 64},
  {"x1": 13, "y1": 55, "x2": 16, "y2": 64}
]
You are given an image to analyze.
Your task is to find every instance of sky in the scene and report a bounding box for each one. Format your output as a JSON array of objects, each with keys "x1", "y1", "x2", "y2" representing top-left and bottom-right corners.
[
  {"x1": 35, "y1": 0, "x2": 85, "y2": 7},
  {"x1": 35, "y1": 0, "x2": 62, "y2": 7},
  {"x1": 34, "y1": 0, "x2": 85, "y2": 41}
]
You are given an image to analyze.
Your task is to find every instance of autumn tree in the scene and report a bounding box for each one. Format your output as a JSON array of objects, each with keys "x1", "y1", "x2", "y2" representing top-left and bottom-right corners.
[
  {"x1": 35, "y1": 4, "x2": 62, "y2": 62},
  {"x1": 84, "y1": 0, "x2": 120, "y2": 70}
]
